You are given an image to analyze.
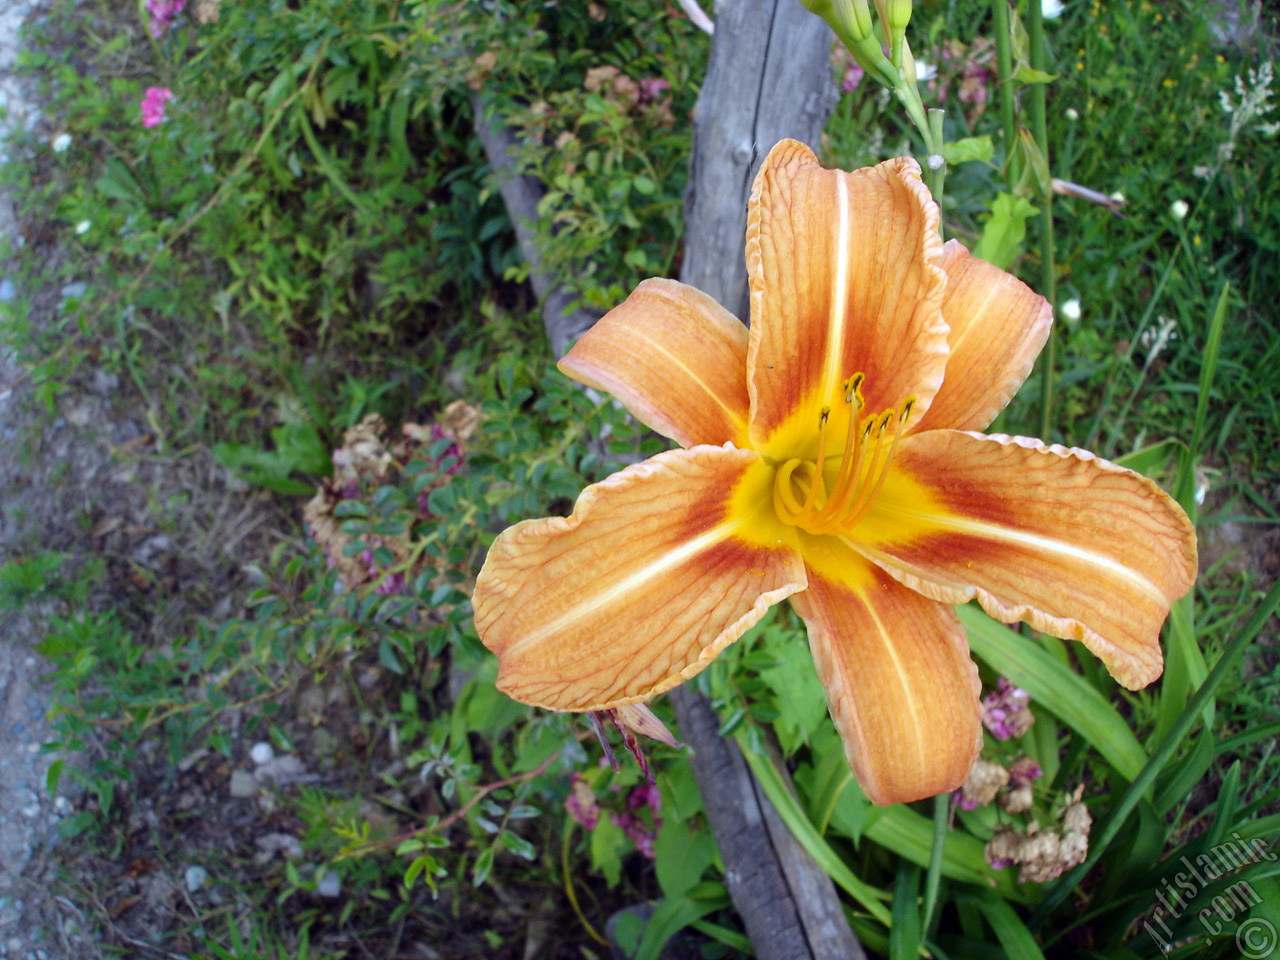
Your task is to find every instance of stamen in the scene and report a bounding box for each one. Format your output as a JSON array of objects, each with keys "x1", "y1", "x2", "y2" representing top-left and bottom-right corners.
[
  {"x1": 842, "y1": 397, "x2": 915, "y2": 528},
  {"x1": 770, "y1": 374, "x2": 914, "y2": 536}
]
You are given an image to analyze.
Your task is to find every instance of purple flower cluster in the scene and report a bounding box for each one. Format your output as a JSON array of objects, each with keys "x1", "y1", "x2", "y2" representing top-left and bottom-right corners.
[
  {"x1": 140, "y1": 87, "x2": 173, "y2": 129},
  {"x1": 982, "y1": 677, "x2": 1033, "y2": 740},
  {"x1": 611, "y1": 782, "x2": 662, "y2": 859},
  {"x1": 146, "y1": 0, "x2": 186, "y2": 38},
  {"x1": 357, "y1": 538, "x2": 406, "y2": 595},
  {"x1": 1008, "y1": 755, "x2": 1042, "y2": 788},
  {"x1": 565, "y1": 773, "x2": 601, "y2": 830}
]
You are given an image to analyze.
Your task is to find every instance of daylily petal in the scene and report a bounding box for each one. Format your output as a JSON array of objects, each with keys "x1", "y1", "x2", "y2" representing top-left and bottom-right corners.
[
  {"x1": 791, "y1": 534, "x2": 982, "y2": 805},
  {"x1": 559, "y1": 278, "x2": 751, "y2": 448},
  {"x1": 473, "y1": 445, "x2": 806, "y2": 711},
  {"x1": 911, "y1": 240, "x2": 1054, "y2": 434},
  {"x1": 744, "y1": 141, "x2": 948, "y2": 460},
  {"x1": 853, "y1": 431, "x2": 1198, "y2": 689}
]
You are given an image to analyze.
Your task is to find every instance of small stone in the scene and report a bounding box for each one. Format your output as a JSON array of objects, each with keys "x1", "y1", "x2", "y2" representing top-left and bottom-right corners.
[
  {"x1": 92, "y1": 369, "x2": 120, "y2": 393},
  {"x1": 316, "y1": 871, "x2": 341, "y2": 898},
  {"x1": 253, "y1": 832, "x2": 303, "y2": 863},
  {"x1": 249, "y1": 742, "x2": 275, "y2": 766},
  {"x1": 184, "y1": 865, "x2": 208, "y2": 893},
  {"x1": 229, "y1": 769, "x2": 258, "y2": 798},
  {"x1": 254, "y1": 754, "x2": 305, "y2": 785}
]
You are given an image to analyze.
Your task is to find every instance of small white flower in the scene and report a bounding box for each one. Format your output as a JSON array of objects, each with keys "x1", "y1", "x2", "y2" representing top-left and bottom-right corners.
[
  {"x1": 1170, "y1": 199, "x2": 1189, "y2": 220},
  {"x1": 74, "y1": 220, "x2": 91, "y2": 235},
  {"x1": 1041, "y1": 0, "x2": 1065, "y2": 19},
  {"x1": 51, "y1": 132, "x2": 72, "y2": 153},
  {"x1": 1065, "y1": 107, "x2": 1079, "y2": 121},
  {"x1": 1108, "y1": 191, "x2": 1125, "y2": 204},
  {"x1": 1060, "y1": 298, "x2": 1082, "y2": 322},
  {"x1": 914, "y1": 59, "x2": 937, "y2": 83}
]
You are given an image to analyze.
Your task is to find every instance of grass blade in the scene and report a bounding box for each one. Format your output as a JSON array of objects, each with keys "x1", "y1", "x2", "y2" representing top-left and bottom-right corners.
[{"x1": 1031, "y1": 572, "x2": 1280, "y2": 925}]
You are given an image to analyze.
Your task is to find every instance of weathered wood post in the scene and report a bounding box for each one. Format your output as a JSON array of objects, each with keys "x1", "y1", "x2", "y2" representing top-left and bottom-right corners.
[
  {"x1": 475, "y1": 2, "x2": 864, "y2": 954},
  {"x1": 679, "y1": 0, "x2": 838, "y2": 319},
  {"x1": 669, "y1": 4, "x2": 863, "y2": 958}
]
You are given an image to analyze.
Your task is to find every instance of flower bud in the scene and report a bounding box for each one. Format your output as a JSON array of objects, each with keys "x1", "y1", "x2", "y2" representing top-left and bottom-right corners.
[
  {"x1": 831, "y1": 0, "x2": 875, "y2": 42},
  {"x1": 874, "y1": 0, "x2": 912, "y2": 35},
  {"x1": 1170, "y1": 199, "x2": 1189, "y2": 220}
]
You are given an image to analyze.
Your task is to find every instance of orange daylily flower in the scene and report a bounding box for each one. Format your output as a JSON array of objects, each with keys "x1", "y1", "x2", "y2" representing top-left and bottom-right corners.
[{"x1": 473, "y1": 140, "x2": 1197, "y2": 806}]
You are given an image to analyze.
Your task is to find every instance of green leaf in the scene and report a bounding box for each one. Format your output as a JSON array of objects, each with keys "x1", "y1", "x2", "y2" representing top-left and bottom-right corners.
[
  {"x1": 95, "y1": 158, "x2": 148, "y2": 205},
  {"x1": 942, "y1": 136, "x2": 995, "y2": 166},
  {"x1": 46, "y1": 759, "x2": 65, "y2": 799},
  {"x1": 961, "y1": 889, "x2": 1046, "y2": 960},
  {"x1": 654, "y1": 818, "x2": 716, "y2": 899},
  {"x1": 889, "y1": 862, "x2": 922, "y2": 960},
  {"x1": 972, "y1": 192, "x2": 1038, "y2": 270},
  {"x1": 634, "y1": 897, "x2": 724, "y2": 960},
  {"x1": 472, "y1": 844, "x2": 495, "y2": 887},
  {"x1": 960, "y1": 606, "x2": 1149, "y2": 782},
  {"x1": 1012, "y1": 65, "x2": 1057, "y2": 85},
  {"x1": 1247, "y1": 877, "x2": 1280, "y2": 933},
  {"x1": 1013, "y1": 127, "x2": 1052, "y2": 199},
  {"x1": 862, "y1": 803, "x2": 1029, "y2": 900},
  {"x1": 1153, "y1": 731, "x2": 1214, "y2": 815},
  {"x1": 758, "y1": 627, "x2": 828, "y2": 754},
  {"x1": 590, "y1": 814, "x2": 626, "y2": 887},
  {"x1": 1112, "y1": 440, "x2": 1181, "y2": 481},
  {"x1": 500, "y1": 830, "x2": 536, "y2": 861}
]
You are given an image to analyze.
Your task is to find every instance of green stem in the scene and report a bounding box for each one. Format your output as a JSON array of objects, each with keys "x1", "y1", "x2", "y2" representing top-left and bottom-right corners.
[
  {"x1": 1028, "y1": 0, "x2": 1056, "y2": 440},
  {"x1": 920, "y1": 792, "x2": 948, "y2": 935},
  {"x1": 991, "y1": 0, "x2": 1018, "y2": 183},
  {"x1": 928, "y1": 108, "x2": 946, "y2": 229}
]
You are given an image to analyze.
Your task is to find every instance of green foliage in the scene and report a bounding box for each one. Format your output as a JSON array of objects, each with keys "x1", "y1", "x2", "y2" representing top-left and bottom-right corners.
[
  {"x1": 4, "y1": 0, "x2": 1278, "y2": 956},
  {"x1": 442, "y1": 0, "x2": 704, "y2": 312}
]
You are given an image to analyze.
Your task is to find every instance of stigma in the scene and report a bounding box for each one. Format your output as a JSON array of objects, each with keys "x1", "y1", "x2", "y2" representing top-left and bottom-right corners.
[{"x1": 772, "y1": 374, "x2": 914, "y2": 537}]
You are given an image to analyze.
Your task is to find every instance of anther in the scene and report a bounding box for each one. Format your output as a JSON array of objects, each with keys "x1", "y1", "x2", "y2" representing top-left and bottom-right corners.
[{"x1": 771, "y1": 373, "x2": 911, "y2": 536}]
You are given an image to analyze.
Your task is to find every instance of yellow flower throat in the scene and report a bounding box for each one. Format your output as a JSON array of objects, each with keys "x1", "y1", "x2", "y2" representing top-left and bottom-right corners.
[{"x1": 772, "y1": 373, "x2": 914, "y2": 537}]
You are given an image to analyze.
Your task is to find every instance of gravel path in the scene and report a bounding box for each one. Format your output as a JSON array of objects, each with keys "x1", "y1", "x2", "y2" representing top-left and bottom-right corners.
[{"x1": 0, "y1": 3, "x2": 89, "y2": 957}]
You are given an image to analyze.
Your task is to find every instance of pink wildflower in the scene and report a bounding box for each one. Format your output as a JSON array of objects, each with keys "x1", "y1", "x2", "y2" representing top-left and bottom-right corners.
[
  {"x1": 565, "y1": 773, "x2": 601, "y2": 830},
  {"x1": 982, "y1": 678, "x2": 1033, "y2": 740},
  {"x1": 636, "y1": 76, "x2": 671, "y2": 105},
  {"x1": 146, "y1": 0, "x2": 186, "y2": 38},
  {"x1": 842, "y1": 61, "x2": 865, "y2": 93},
  {"x1": 1008, "y1": 755, "x2": 1043, "y2": 788},
  {"x1": 611, "y1": 782, "x2": 662, "y2": 858},
  {"x1": 140, "y1": 87, "x2": 174, "y2": 128}
]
